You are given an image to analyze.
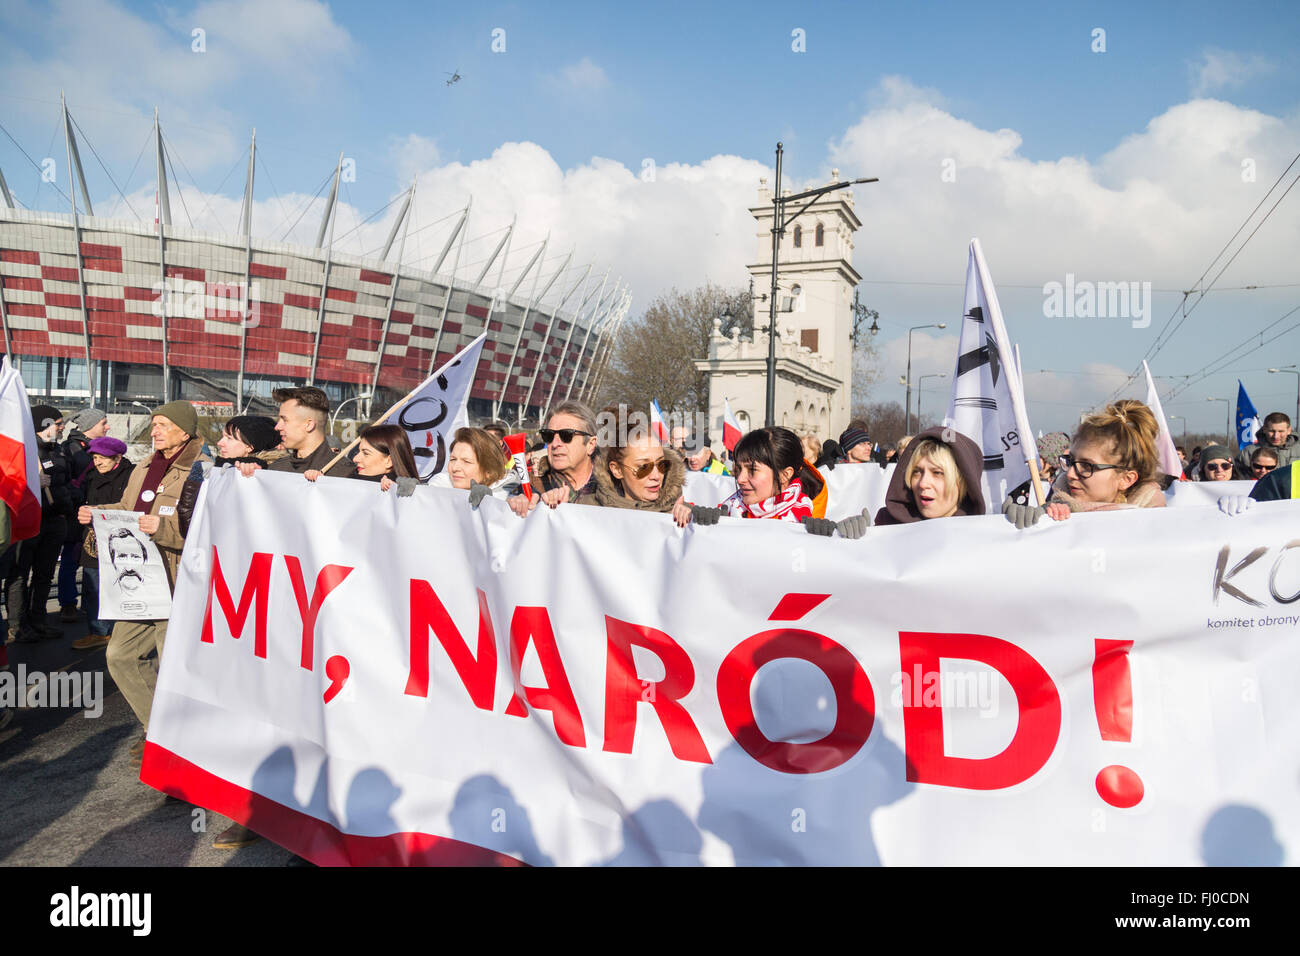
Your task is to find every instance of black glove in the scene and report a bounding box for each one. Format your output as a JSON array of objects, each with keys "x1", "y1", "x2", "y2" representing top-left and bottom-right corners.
[
  {"x1": 395, "y1": 477, "x2": 419, "y2": 498},
  {"x1": 690, "y1": 505, "x2": 724, "y2": 526},
  {"x1": 468, "y1": 480, "x2": 491, "y2": 509},
  {"x1": 1002, "y1": 497, "x2": 1045, "y2": 530},
  {"x1": 803, "y1": 516, "x2": 836, "y2": 537}
]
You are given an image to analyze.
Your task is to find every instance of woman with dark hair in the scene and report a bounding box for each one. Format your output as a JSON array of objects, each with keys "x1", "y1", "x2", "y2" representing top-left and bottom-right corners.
[
  {"x1": 302, "y1": 423, "x2": 417, "y2": 493},
  {"x1": 673, "y1": 426, "x2": 826, "y2": 525},
  {"x1": 876, "y1": 426, "x2": 985, "y2": 525},
  {"x1": 214, "y1": 415, "x2": 284, "y2": 467}
]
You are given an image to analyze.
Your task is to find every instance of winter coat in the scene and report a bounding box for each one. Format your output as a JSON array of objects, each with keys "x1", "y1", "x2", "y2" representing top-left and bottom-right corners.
[
  {"x1": 1236, "y1": 431, "x2": 1297, "y2": 475},
  {"x1": 37, "y1": 437, "x2": 75, "y2": 519},
  {"x1": 718, "y1": 460, "x2": 827, "y2": 521},
  {"x1": 78, "y1": 457, "x2": 136, "y2": 568},
  {"x1": 577, "y1": 447, "x2": 686, "y2": 514},
  {"x1": 93, "y1": 438, "x2": 212, "y2": 593},
  {"x1": 528, "y1": 451, "x2": 601, "y2": 502},
  {"x1": 269, "y1": 439, "x2": 354, "y2": 478},
  {"x1": 875, "y1": 426, "x2": 986, "y2": 526}
]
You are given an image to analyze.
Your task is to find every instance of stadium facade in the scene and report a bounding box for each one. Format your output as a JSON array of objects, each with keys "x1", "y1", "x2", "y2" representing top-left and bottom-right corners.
[{"x1": 0, "y1": 104, "x2": 630, "y2": 422}]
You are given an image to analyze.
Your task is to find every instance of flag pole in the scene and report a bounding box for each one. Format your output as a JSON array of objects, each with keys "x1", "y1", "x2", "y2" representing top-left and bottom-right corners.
[
  {"x1": 1013, "y1": 344, "x2": 1046, "y2": 506},
  {"x1": 318, "y1": 387, "x2": 422, "y2": 475}
]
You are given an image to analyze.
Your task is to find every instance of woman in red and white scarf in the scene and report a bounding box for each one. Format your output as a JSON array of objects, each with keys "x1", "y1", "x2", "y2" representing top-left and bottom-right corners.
[{"x1": 674, "y1": 426, "x2": 824, "y2": 525}]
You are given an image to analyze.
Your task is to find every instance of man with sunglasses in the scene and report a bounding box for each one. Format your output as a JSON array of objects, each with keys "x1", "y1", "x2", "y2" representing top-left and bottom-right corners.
[
  {"x1": 508, "y1": 400, "x2": 602, "y2": 516},
  {"x1": 1235, "y1": 412, "x2": 1296, "y2": 477}
]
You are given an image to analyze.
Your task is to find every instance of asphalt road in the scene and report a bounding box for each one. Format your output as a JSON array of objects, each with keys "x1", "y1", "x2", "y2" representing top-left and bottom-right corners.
[{"x1": 0, "y1": 597, "x2": 294, "y2": 867}]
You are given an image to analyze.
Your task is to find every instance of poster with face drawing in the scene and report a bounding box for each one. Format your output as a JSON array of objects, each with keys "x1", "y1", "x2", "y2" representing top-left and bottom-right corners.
[{"x1": 91, "y1": 511, "x2": 173, "y2": 620}]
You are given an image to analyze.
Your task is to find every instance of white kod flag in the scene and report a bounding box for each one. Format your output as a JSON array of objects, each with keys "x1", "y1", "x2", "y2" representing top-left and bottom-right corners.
[
  {"x1": 945, "y1": 239, "x2": 1037, "y2": 508},
  {"x1": 380, "y1": 333, "x2": 485, "y2": 479},
  {"x1": 1143, "y1": 361, "x2": 1183, "y2": 479}
]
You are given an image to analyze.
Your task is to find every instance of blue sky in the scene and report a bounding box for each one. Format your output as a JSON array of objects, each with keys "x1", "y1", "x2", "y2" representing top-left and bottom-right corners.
[{"x1": 1, "y1": 0, "x2": 1297, "y2": 433}]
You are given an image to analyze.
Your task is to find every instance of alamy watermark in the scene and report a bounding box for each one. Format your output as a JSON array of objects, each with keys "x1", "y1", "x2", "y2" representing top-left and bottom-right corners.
[
  {"x1": 1042, "y1": 273, "x2": 1152, "y2": 329},
  {"x1": 151, "y1": 277, "x2": 261, "y2": 327},
  {"x1": 0, "y1": 665, "x2": 103, "y2": 717},
  {"x1": 890, "y1": 665, "x2": 1001, "y2": 717}
]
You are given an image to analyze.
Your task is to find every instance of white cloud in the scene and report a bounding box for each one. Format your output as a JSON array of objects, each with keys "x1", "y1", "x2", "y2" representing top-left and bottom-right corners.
[
  {"x1": 549, "y1": 57, "x2": 610, "y2": 93},
  {"x1": 1189, "y1": 49, "x2": 1276, "y2": 96}
]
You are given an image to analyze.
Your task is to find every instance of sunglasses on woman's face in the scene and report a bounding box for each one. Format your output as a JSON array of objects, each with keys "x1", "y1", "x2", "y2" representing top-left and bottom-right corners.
[
  {"x1": 1206, "y1": 462, "x2": 1233, "y2": 473},
  {"x1": 626, "y1": 459, "x2": 669, "y2": 480},
  {"x1": 539, "y1": 428, "x2": 592, "y2": 444}
]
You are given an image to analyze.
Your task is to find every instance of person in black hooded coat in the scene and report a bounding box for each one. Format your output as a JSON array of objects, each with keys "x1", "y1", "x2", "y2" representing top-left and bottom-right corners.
[{"x1": 874, "y1": 425, "x2": 986, "y2": 526}]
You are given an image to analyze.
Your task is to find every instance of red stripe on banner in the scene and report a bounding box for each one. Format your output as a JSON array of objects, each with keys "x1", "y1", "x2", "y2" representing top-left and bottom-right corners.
[
  {"x1": 768, "y1": 593, "x2": 830, "y2": 621},
  {"x1": 0, "y1": 434, "x2": 41, "y2": 541},
  {"x1": 140, "y1": 743, "x2": 525, "y2": 867}
]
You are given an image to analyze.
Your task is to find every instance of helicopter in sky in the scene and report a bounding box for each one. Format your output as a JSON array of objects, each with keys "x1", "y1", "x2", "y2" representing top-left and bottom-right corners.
[{"x1": 444, "y1": 70, "x2": 462, "y2": 87}]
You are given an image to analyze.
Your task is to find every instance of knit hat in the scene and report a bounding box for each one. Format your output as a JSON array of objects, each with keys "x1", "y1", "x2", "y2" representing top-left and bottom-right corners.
[
  {"x1": 73, "y1": 407, "x2": 107, "y2": 432},
  {"x1": 1199, "y1": 444, "x2": 1234, "y2": 479},
  {"x1": 87, "y1": 436, "x2": 127, "y2": 457},
  {"x1": 152, "y1": 400, "x2": 198, "y2": 437},
  {"x1": 1036, "y1": 431, "x2": 1071, "y2": 466},
  {"x1": 31, "y1": 404, "x2": 61, "y2": 431},
  {"x1": 225, "y1": 415, "x2": 279, "y2": 454},
  {"x1": 839, "y1": 427, "x2": 871, "y2": 454}
]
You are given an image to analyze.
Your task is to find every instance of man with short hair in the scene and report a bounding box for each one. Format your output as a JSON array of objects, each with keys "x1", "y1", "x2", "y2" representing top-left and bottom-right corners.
[
  {"x1": 1236, "y1": 412, "x2": 1296, "y2": 475},
  {"x1": 683, "y1": 439, "x2": 730, "y2": 475},
  {"x1": 669, "y1": 426, "x2": 690, "y2": 451},
  {"x1": 257, "y1": 386, "x2": 352, "y2": 478},
  {"x1": 76, "y1": 401, "x2": 210, "y2": 745},
  {"x1": 509, "y1": 400, "x2": 601, "y2": 515}
]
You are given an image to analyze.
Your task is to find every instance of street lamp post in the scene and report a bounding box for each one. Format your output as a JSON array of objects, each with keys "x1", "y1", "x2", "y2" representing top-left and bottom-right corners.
[
  {"x1": 130, "y1": 400, "x2": 151, "y2": 445},
  {"x1": 764, "y1": 143, "x2": 877, "y2": 426},
  {"x1": 1268, "y1": 366, "x2": 1300, "y2": 428},
  {"x1": 1168, "y1": 414, "x2": 1187, "y2": 443},
  {"x1": 331, "y1": 392, "x2": 373, "y2": 433},
  {"x1": 904, "y1": 324, "x2": 946, "y2": 434},
  {"x1": 1206, "y1": 397, "x2": 1229, "y2": 445},
  {"x1": 917, "y1": 373, "x2": 947, "y2": 428}
]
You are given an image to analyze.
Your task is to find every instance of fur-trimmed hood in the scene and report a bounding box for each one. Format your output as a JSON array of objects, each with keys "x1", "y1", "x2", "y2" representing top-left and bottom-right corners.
[{"x1": 578, "y1": 446, "x2": 685, "y2": 513}]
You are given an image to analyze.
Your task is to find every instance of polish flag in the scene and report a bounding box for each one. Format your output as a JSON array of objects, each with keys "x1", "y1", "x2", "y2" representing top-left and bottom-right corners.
[
  {"x1": 0, "y1": 356, "x2": 43, "y2": 541},
  {"x1": 649, "y1": 400, "x2": 669, "y2": 442},
  {"x1": 723, "y1": 398, "x2": 743, "y2": 452},
  {"x1": 1143, "y1": 361, "x2": 1183, "y2": 479}
]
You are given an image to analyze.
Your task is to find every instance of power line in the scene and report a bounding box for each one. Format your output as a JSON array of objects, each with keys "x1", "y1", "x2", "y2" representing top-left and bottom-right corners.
[{"x1": 0, "y1": 119, "x2": 73, "y2": 206}]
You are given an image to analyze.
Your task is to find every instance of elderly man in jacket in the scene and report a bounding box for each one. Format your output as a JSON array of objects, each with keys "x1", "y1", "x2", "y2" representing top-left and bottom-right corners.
[{"x1": 76, "y1": 401, "x2": 210, "y2": 754}]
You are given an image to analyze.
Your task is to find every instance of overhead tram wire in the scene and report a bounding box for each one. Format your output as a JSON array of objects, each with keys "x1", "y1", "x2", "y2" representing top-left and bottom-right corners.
[
  {"x1": 1105, "y1": 148, "x2": 1300, "y2": 404},
  {"x1": 1165, "y1": 301, "x2": 1300, "y2": 398},
  {"x1": 69, "y1": 114, "x2": 143, "y2": 221}
]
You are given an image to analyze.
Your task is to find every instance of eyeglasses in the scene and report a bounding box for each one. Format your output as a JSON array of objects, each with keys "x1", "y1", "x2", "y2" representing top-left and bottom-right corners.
[
  {"x1": 539, "y1": 428, "x2": 592, "y2": 444},
  {"x1": 1205, "y1": 462, "x2": 1233, "y2": 473},
  {"x1": 1059, "y1": 454, "x2": 1122, "y2": 480},
  {"x1": 1251, "y1": 463, "x2": 1276, "y2": 474},
  {"x1": 626, "y1": 459, "x2": 669, "y2": 480}
]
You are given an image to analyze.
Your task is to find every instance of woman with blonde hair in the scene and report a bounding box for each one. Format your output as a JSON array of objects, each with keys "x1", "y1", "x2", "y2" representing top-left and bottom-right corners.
[
  {"x1": 875, "y1": 426, "x2": 985, "y2": 525},
  {"x1": 1006, "y1": 400, "x2": 1165, "y2": 526}
]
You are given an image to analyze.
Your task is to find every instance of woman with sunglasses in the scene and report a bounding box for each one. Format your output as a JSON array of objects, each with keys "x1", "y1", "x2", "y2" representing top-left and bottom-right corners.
[
  {"x1": 1197, "y1": 444, "x2": 1238, "y2": 482},
  {"x1": 1035, "y1": 400, "x2": 1166, "y2": 521},
  {"x1": 577, "y1": 413, "x2": 684, "y2": 513}
]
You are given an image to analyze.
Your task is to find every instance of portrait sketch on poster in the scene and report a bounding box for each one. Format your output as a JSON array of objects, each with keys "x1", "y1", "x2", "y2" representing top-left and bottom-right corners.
[{"x1": 91, "y1": 511, "x2": 172, "y2": 620}]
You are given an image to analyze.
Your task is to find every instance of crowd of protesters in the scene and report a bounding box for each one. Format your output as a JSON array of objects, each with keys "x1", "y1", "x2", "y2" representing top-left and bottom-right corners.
[{"x1": 0, "y1": 382, "x2": 1295, "y2": 826}]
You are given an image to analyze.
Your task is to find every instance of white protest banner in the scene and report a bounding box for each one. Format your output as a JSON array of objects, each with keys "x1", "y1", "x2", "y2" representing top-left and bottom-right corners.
[
  {"x1": 379, "y1": 333, "x2": 485, "y2": 480},
  {"x1": 91, "y1": 511, "x2": 173, "y2": 620},
  {"x1": 946, "y1": 239, "x2": 1038, "y2": 508},
  {"x1": 1165, "y1": 479, "x2": 1256, "y2": 508},
  {"x1": 144, "y1": 470, "x2": 1300, "y2": 866},
  {"x1": 684, "y1": 464, "x2": 895, "y2": 521}
]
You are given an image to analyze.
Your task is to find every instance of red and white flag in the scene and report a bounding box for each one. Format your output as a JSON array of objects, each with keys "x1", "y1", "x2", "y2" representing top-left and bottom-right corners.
[
  {"x1": 650, "y1": 400, "x2": 669, "y2": 442},
  {"x1": 0, "y1": 356, "x2": 43, "y2": 541},
  {"x1": 723, "y1": 398, "x2": 743, "y2": 452},
  {"x1": 1143, "y1": 361, "x2": 1183, "y2": 479}
]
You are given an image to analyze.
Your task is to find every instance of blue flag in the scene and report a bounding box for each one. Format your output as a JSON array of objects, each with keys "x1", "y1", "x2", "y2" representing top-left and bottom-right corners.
[{"x1": 1236, "y1": 381, "x2": 1261, "y2": 448}]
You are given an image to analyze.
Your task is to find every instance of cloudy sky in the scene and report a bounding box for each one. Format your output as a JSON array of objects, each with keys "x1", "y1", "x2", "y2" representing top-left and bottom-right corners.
[{"x1": 1, "y1": 0, "x2": 1297, "y2": 433}]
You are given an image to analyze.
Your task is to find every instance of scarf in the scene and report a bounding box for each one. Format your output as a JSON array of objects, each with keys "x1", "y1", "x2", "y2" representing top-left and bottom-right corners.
[
  {"x1": 132, "y1": 438, "x2": 191, "y2": 513},
  {"x1": 722, "y1": 477, "x2": 813, "y2": 522}
]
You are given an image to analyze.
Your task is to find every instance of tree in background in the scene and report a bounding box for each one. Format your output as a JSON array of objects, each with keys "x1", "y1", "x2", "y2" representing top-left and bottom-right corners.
[{"x1": 596, "y1": 283, "x2": 748, "y2": 416}]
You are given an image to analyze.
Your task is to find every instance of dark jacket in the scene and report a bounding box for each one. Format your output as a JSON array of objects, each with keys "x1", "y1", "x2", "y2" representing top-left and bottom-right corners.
[
  {"x1": 79, "y1": 458, "x2": 135, "y2": 568},
  {"x1": 269, "y1": 439, "x2": 355, "y2": 479},
  {"x1": 875, "y1": 426, "x2": 986, "y2": 526},
  {"x1": 1236, "y1": 432, "x2": 1297, "y2": 476},
  {"x1": 1250, "y1": 460, "x2": 1297, "y2": 502},
  {"x1": 37, "y1": 437, "x2": 74, "y2": 518},
  {"x1": 528, "y1": 451, "x2": 601, "y2": 502},
  {"x1": 577, "y1": 448, "x2": 685, "y2": 514},
  {"x1": 63, "y1": 429, "x2": 94, "y2": 496}
]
